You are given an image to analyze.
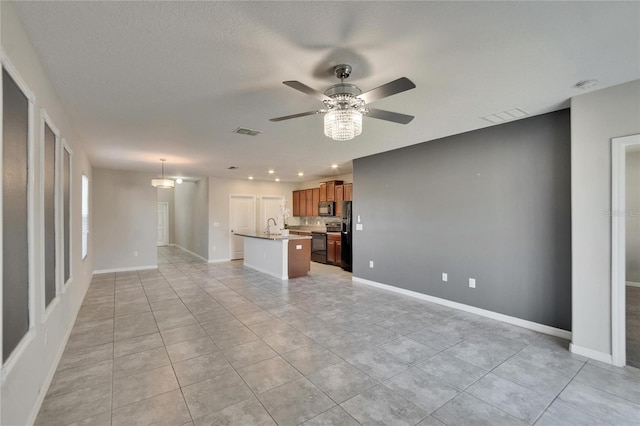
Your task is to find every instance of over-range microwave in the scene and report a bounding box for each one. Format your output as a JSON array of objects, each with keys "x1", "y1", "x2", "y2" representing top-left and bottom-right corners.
[{"x1": 318, "y1": 201, "x2": 335, "y2": 216}]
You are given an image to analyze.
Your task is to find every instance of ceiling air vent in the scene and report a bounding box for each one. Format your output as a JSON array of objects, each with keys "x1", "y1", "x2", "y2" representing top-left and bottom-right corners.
[
  {"x1": 233, "y1": 127, "x2": 262, "y2": 136},
  {"x1": 227, "y1": 166, "x2": 239, "y2": 170},
  {"x1": 481, "y1": 108, "x2": 528, "y2": 124}
]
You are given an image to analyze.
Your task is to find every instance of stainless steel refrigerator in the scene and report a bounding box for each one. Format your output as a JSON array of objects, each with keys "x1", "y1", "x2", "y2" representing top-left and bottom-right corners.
[{"x1": 341, "y1": 201, "x2": 352, "y2": 272}]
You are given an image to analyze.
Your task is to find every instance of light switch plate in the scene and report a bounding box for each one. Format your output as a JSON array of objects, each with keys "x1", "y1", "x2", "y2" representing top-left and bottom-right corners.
[
  {"x1": 442, "y1": 273, "x2": 448, "y2": 282},
  {"x1": 469, "y1": 278, "x2": 476, "y2": 288}
]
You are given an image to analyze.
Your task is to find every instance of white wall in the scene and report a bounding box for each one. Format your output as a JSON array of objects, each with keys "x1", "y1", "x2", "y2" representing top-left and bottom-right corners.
[
  {"x1": 157, "y1": 187, "x2": 175, "y2": 244},
  {"x1": 627, "y1": 151, "x2": 640, "y2": 284},
  {"x1": 1, "y1": 2, "x2": 94, "y2": 424},
  {"x1": 174, "y1": 179, "x2": 209, "y2": 259},
  {"x1": 92, "y1": 168, "x2": 157, "y2": 271},
  {"x1": 208, "y1": 177, "x2": 296, "y2": 261},
  {"x1": 571, "y1": 80, "x2": 640, "y2": 358}
]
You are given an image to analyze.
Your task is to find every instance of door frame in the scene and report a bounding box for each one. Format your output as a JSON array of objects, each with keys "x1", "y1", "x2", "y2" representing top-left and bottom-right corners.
[
  {"x1": 260, "y1": 195, "x2": 285, "y2": 232},
  {"x1": 229, "y1": 194, "x2": 256, "y2": 260},
  {"x1": 157, "y1": 201, "x2": 169, "y2": 246},
  {"x1": 611, "y1": 133, "x2": 640, "y2": 367}
]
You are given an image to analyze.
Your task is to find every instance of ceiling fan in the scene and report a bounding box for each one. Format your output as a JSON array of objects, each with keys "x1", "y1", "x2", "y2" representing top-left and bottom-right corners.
[{"x1": 270, "y1": 64, "x2": 416, "y2": 141}]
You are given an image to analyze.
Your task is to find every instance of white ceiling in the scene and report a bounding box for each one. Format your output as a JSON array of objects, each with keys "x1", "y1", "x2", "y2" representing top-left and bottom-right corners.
[{"x1": 12, "y1": 1, "x2": 640, "y2": 182}]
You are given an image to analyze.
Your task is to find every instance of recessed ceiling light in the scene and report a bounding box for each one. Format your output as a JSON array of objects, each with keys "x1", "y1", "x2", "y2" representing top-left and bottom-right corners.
[
  {"x1": 175, "y1": 178, "x2": 183, "y2": 184},
  {"x1": 248, "y1": 176, "x2": 254, "y2": 180},
  {"x1": 268, "y1": 169, "x2": 275, "y2": 174},
  {"x1": 275, "y1": 178, "x2": 280, "y2": 182},
  {"x1": 331, "y1": 164, "x2": 338, "y2": 169},
  {"x1": 298, "y1": 172, "x2": 304, "y2": 177}
]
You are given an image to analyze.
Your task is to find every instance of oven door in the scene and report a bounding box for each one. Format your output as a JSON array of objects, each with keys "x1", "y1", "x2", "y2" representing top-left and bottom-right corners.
[{"x1": 311, "y1": 232, "x2": 327, "y2": 264}]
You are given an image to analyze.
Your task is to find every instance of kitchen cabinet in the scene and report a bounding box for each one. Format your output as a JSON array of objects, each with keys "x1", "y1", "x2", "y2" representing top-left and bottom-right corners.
[
  {"x1": 306, "y1": 189, "x2": 313, "y2": 216},
  {"x1": 299, "y1": 190, "x2": 307, "y2": 216},
  {"x1": 327, "y1": 233, "x2": 341, "y2": 265},
  {"x1": 344, "y1": 183, "x2": 353, "y2": 201},
  {"x1": 312, "y1": 188, "x2": 320, "y2": 216},
  {"x1": 292, "y1": 190, "x2": 301, "y2": 217},
  {"x1": 335, "y1": 184, "x2": 344, "y2": 217},
  {"x1": 326, "y1": 181, "x2": 335, "y2": 201},
  {"x1": 319, "y1": 183, "x2": 327, "y2": 202}
]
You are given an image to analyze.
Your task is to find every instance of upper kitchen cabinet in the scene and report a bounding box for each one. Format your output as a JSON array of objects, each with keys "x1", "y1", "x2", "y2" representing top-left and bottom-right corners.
[
  {"x1": 335, "y1": 184, "x2": 344, "y2": 217},
  {"x1": 325, "y1": 180, "x2": 343, "y2": 202},
  {"x1": 293, "y1": 190, "x2": 301, "y2": 216},
  {"x1": 344, "y1": 183, "x2": 353, "y2": 201},
  {"x1": 312, "y1": 188, "x2": 320, "y2": 216},
  {"x1": 319, "y1": 183, "x2": 327, "y2": 202},
  {"x1": 306, "y1": 189, "x2": 314, "y2": 217}
]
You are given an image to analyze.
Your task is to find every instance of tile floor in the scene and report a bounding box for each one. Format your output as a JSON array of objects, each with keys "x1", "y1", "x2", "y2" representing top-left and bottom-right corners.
[{"x1": 36, "y1": 246, "x2": 640, "y2": 425}]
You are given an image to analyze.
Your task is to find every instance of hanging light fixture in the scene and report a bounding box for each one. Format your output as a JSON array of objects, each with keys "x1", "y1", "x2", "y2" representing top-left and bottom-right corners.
[{"x1": 151, "y1": 159, "x2": 175, "y2": 188}]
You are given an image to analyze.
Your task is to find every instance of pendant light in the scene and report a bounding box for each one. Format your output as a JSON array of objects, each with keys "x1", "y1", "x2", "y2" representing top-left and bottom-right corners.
[{"x1": 151, "y1": 159, "x2": 175, "y2": 188}]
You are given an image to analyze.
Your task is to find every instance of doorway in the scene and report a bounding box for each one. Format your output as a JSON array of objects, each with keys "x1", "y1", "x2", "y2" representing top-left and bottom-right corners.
[
  {"x1": 611, "y1": 134, "x2": 640, "y2": 367},
  {"x1": 157, "y1": 202, "x2": 169, "y2": 246},
  {"x1": 229, "y1": 194, "x2": 256, "y2": 260}
]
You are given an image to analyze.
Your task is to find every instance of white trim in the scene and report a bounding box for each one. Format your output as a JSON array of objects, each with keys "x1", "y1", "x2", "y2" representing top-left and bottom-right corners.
[
  {"x1": 570, "y1": 343, "x2": 613, "y2": 364},
  {"x1": 352, "y1": 276, "x2": 572, "y2": 340},
  {"x1": 40, "y1": 110, "x2": 62, "y2": 324},
  {"x1": 626, "y1": 281, "x2": 640, "y2": 288},
  {"x1": 0, "y1": 329, "x2": 35, "y2": 385},
  {"x1": 208, "y1": 258, "x2": 232, "y2": 263},
  {"x1": 93, "y1": 265, "x2": 158, "y2": 274},
  {"x1": 62, "y1": 140, "x2": 73, "y2": 291},
  {"x1": 172, "y1": 244, "x2": 207, "y2": 262},
  {"x1": 1, "y1": 51, "x2": 36, "y2": 102},
  {"x1": 611, "y1": 134, "x2": 640, "y2": 367}
]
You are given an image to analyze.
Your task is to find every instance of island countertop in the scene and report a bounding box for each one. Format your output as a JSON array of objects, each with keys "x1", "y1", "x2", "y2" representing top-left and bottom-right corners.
[{"x1": 234, "y1": 232, "x2": 312, "y2": 241}]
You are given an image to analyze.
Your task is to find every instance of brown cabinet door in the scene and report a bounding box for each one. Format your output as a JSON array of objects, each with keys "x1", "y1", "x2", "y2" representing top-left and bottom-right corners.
[
  {"x1": 299, "y1": 190, "x2": 307, "y2": 216},
  {"x1": 327, "y1": 239, "x2": 336, "y2": 264},
  {"x1": 319, "y1": 183, "x2": 327, "y2": 202},
  {"x1": 306, "y1": 189, "x2": 313, "y2": 216},
  {"x1": 335, "y1": 185, "x2": 344, "y2": 217},
  {"x1": 344, "y1": 183, "x2": 353, "y2": 201},
  {"x1": 326, "y1": 181, "x2": 335, "y2": 201},
  {"x1": 336, "y1": 240, "x2": 341, "y2": 266},
  {"x1": 292, "y1": 191, "x2": 300, "y2": 217},
  {"x1": 312, "y1": 188, "x2": 320, "y2": 216}
]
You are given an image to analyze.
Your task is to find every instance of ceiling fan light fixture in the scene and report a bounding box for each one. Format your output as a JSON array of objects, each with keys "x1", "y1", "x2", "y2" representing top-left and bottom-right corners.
[
  {"x1": 324, "y1": 107, "x2": 362, "y2": 141},
  {"x1": 151, "y1": 159, "x2": 175, "y2": 188}
]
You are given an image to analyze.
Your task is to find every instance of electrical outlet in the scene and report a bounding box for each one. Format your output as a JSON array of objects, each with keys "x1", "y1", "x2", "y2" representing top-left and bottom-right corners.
[
  {"x1": 469, "y1": 278, "x2": 476, "y2": 288},
  {"x1": 369, "y1": 260, "x2": 374, "y2": 268},
  {"x1": 442, "y1": 273, "x2": 448, "y2": 282},
  {"x1": 133, "y1": 250, "x2": 138, "y2": 257}
]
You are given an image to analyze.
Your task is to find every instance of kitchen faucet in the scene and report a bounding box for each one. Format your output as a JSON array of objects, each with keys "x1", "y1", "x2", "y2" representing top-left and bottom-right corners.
[{"x1": 266, "y1": 217, "x2": 277, "y2": 235}]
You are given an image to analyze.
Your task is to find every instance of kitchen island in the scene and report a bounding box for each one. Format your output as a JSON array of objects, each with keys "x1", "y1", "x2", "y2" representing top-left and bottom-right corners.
[{"x1": 234, "y1": 232, "x2": 312, "y2": 280}]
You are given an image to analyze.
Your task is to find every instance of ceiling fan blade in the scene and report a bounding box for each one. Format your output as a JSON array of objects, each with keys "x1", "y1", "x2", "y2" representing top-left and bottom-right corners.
[
  {"x1": 366, "y1": 108, "x2": 414, "y2": 124},
  {"x1": 269, "y1": 110, "x2": 321, "y2": 122},
  {"x1": 283, "y1": 81, "x2": 332, "y2": 102},
  {"x1": 358, "y1": 77, "x2": 416, "y2": 104}
]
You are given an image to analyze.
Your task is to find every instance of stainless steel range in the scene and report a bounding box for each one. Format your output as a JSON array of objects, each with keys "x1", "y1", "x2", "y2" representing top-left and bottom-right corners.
[{"x1": 311, "y1": 232, "x2": 327, "y2": 264}]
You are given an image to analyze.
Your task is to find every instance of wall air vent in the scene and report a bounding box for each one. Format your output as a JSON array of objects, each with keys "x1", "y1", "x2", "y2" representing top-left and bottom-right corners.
[
  {"x1": 228, "y1": 166, "x2": 239, "y2": 170},
  {"x1": 233, "y1": 127, "x2": 262, "y2": 136},
  {"x1": 481, "y1": 108, "x2": 528, "y2": 124}
]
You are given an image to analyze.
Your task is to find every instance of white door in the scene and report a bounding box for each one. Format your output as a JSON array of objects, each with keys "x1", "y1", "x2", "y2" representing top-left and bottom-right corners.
[
  {"x1": 261, "y1": 195, "x2": 285, "y2": 234},
  {"x1": 157, "y1": 202, "x2": 169, "y2": 246},
  {"x1": 229, "y1": 195, "x2": 256, "y2": 260}
]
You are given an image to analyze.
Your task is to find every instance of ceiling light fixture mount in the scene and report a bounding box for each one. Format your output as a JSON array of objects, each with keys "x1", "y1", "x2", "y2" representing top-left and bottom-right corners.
[
  {"x1": 270, "y1": 64, "x2": 416, "y2": 141},
  {"x1": 151, "y1": 159, "x2": 175, "y2": 188}
]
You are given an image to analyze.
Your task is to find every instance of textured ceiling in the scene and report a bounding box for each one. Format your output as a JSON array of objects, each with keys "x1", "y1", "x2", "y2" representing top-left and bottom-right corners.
[{"x1": 11, "y1": 1, "x2": 640, "y2": 182}]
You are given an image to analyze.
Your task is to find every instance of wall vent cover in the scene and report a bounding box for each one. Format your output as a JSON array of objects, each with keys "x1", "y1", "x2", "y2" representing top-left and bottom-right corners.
[
  {"x1": 233, "y1": 127, "x2": 262, "y2": 136},
  {"x1": 481, "y1": 108, "x2": 528, "y2": 124}
]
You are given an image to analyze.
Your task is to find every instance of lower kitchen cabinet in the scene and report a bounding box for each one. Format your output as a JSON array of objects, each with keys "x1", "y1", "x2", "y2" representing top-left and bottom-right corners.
[{"x1": 327, "y1": 233, "x2": 341, "y2": 265}]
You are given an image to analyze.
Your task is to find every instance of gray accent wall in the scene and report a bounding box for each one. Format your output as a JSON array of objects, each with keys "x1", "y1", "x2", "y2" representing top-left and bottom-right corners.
[{"x1": 353, "y1": 110, "x2": 572, "y2": 330}]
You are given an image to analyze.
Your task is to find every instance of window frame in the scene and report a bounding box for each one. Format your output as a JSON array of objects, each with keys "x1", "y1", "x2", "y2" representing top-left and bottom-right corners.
[
  {"x1": 81, "y1": 173, "x2": 89, "y2": 261},
  {"x1": 1, "y1": 51, "x2": 37, "y2": 371},
  {"x1": 62, "y1": 140, "x2": 73, "y2": 292}
]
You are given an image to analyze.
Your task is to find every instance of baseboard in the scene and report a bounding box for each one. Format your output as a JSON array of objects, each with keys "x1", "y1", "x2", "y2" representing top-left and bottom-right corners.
[
  {"x1": 626, "y1": 281, "x2": 640, "y2": 288},
  {"x1": 27, "y1": 271, "x2": 93, "y2": 425},
  {"x1": 93, "y1": 265, "x2": 158, "y2": 274},
  {"x1": 172, "y1": 244, "x2": 208, "y2": 262},
  {"x1": 208, "y1": 258, "x2": 232, "y2": 263},
  {"x1": 352, "y1": 276, "x2": 572, "y2": 341},
  {"x1": 570, "y1": 343, "x2": 613, "y2": 364}
]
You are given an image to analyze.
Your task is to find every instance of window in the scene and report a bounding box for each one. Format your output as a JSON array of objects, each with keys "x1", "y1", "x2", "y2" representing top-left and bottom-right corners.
[
  {"x1": 81, "y1": 174, "x2": 89, "y2": 259},
  {"x1": 3, "y1": 67, "x2": 31, "y2": 362},
  {"x1": 63, "y1": 146, "x2": 71, "y2": 284},
  {"x1": 43, "y1": 120, "x2": 57, "y2": 307}
]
